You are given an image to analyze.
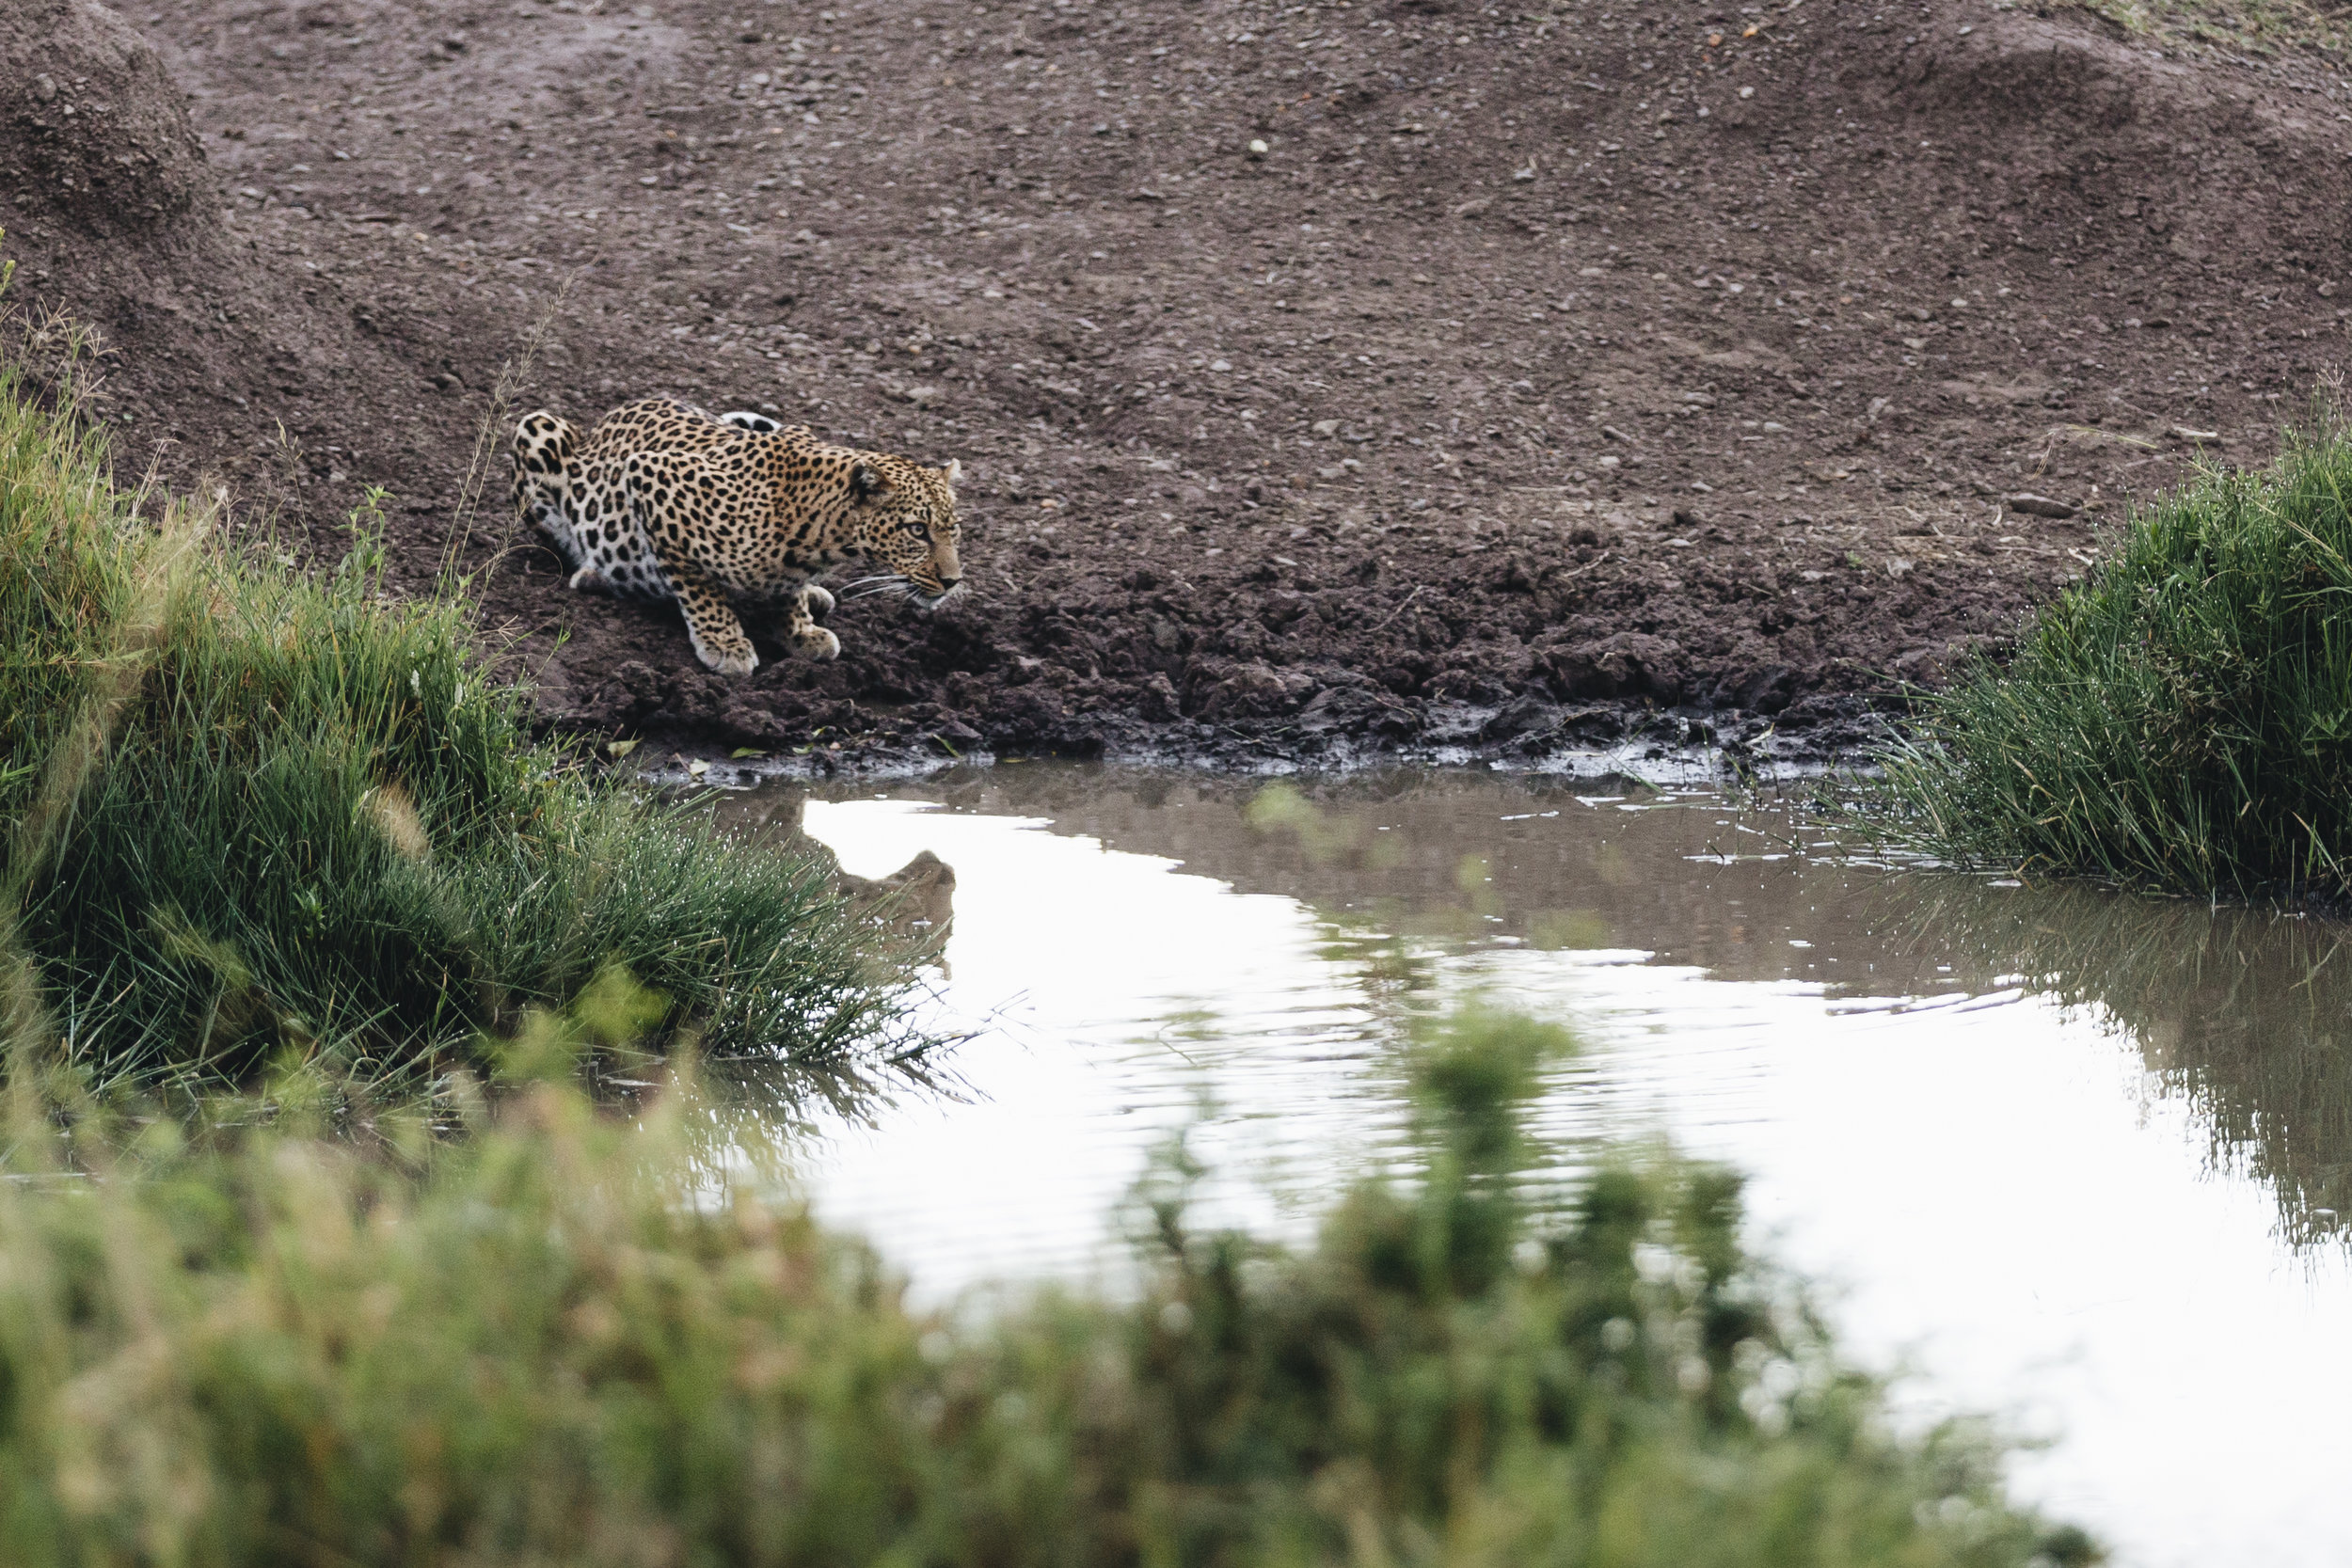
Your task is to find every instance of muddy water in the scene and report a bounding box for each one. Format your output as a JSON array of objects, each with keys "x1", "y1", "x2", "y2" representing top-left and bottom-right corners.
[{"x1": 716, "y1": 767, "x2": 2352, "y2": 1568}]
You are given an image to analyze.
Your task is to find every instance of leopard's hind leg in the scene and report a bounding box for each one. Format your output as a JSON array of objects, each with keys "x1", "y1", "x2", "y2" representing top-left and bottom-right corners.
[{"x1": 511, "y1": 410, "x2": 596, "y2": 584}]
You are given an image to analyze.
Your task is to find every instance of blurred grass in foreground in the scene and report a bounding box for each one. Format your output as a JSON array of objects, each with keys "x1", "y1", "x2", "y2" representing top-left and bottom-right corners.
[
  {"x1": 1869, "y1": 399, "x2": 2352, "y2": 900},
  {"x1": 0, "y1": 304, "x2": 927, "y2": 1101},
  {"x1": 0, "y1": 999, "x2": 2097, "y2": 1568}
]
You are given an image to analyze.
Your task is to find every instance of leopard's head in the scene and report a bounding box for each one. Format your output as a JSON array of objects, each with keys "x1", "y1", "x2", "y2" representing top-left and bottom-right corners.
[{"x1": 849, "y1": 455, "x2": 963, "y2": 608}]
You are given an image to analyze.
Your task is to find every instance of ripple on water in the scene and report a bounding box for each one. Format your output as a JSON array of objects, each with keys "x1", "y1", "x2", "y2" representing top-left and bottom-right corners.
[{"x1": 717, "y1": 765, "x2": 2352, "y2": 1568}]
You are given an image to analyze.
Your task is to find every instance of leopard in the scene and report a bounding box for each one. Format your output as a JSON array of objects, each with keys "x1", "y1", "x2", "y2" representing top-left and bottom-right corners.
[{"x1": 509, "y1": 397, "x2": 963, "y2": 675}]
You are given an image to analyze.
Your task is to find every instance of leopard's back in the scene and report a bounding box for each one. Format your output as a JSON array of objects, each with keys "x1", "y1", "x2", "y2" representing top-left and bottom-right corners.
[{"x1": 514, "y1": 399, "x2": 785, "y2": 601}]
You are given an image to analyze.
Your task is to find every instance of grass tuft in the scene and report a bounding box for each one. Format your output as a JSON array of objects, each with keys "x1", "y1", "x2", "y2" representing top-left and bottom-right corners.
[
  {"x1": 1868, "y1": 403, "x2": 2352, "y2": 899},
  {"x1": 0, "y1": 323, "x2": 923, "y2": 1097},
  {"x1": 2074, "y1": 0, "x2": 2352, "y2": 60}
]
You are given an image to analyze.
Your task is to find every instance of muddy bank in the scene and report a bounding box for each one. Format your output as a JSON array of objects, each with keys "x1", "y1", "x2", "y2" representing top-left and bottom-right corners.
[{"x1": 9, "y1": 0, "x2": 2352, "y2": 767}]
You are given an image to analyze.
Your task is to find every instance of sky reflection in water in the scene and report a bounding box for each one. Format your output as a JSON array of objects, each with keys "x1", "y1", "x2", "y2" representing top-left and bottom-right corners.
[{"x1": 717, "y1": 766, "x2": 2352, "y2": 1568}]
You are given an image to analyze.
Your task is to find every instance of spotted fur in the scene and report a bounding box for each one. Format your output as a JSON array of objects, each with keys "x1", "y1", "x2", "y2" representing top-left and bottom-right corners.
[{"x1": 510, "y1": 398, "x2": 963, "y2": 675}]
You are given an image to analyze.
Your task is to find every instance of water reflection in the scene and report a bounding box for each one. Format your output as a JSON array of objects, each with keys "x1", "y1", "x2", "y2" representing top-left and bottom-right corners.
[
  {"x1": 1892, "y1": 880, "x2": 2352, "y2": 1250},
  {"x1": 1042, "y1": 772, "x2": 2346, "y2": 1251},
  {"x1": 721, "y1": 788, "x2": 961, "y2": 957},
  {"x1": 719, "y1": 765, "x2": 2352, "y2": 1257},
  {"x1": 707, "y1": 765, "x2": 2352, "y2": 1568}
]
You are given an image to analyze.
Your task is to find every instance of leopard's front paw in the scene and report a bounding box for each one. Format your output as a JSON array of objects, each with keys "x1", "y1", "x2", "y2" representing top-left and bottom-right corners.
[
  {"x1": 687, "y1": 627, "x2": 759, "y2": 675},
  {"x1": 795, "y1": 625, "x2": 842, "y2": 661},
  {"x1": 803, "y1": 583, "x2": 836, "y2": 619}
]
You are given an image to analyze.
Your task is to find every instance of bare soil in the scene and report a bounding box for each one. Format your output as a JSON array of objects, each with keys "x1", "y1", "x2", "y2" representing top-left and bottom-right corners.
[{"x1": 10, "y1": 0, "x2": 2352, "y2": 769}]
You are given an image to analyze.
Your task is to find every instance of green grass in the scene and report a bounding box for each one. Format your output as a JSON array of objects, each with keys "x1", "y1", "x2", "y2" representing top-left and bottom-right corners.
[
  {"x1": 0, "y1": 1003, "x2": 2097, "y2": 1568},
  {"x1": 0, "y1": 325, "x2": 924, "y2": 1096},
  {"x1": 1868, "y1": 412, "x2": 2352, "y2": 898},
  {"x1": 2070, "y1": 0, "x2": 2352, "y2": 59}
]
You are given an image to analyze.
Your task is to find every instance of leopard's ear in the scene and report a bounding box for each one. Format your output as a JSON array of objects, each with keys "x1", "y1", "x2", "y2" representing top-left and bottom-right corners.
[
  {"x1": 850, "y1": 463, "x2": 891, "y2": 501},
  {"x1": 942, "y1": 458, "x2": 962, "y2": 485}
]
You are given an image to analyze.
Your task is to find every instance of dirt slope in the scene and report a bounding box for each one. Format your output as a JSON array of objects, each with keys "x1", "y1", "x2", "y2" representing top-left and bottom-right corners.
[{"x1": 9, "y1": 0, "x2": 2352, "y2": 768}]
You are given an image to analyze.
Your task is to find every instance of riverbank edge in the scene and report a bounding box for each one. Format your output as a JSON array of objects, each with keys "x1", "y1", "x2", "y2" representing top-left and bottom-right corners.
[{"x1": 618, "y1": 690, "x2": 1898, "y2": 784}]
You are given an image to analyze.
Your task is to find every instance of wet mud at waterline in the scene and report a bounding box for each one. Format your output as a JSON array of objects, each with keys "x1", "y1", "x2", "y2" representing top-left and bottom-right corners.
[{"x1": 10, "y1": 0, "x2": 2352, "y2": 765}]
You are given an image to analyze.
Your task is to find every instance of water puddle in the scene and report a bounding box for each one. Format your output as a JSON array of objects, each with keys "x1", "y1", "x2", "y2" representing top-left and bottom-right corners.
[{"x1": 715, "y1": 766, "x2": 2352, "y2": 1568}]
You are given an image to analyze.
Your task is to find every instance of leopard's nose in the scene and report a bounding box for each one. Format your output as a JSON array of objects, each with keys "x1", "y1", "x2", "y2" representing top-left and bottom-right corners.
[{"x1": 937, "y1": 576, "x2": 961, "y2": 591}]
